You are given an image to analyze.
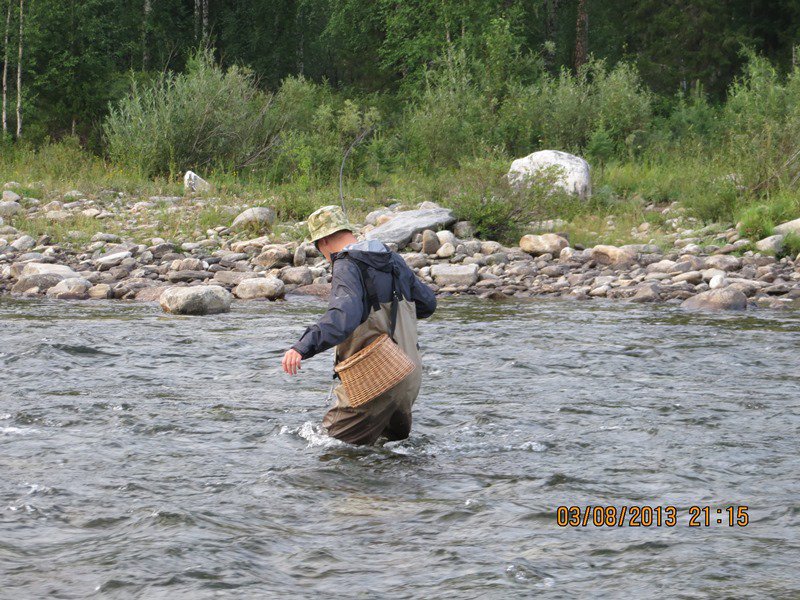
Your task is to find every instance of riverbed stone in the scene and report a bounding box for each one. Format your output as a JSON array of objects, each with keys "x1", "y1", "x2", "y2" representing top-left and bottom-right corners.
[
  {"x1": 46, "y1": 277, "x2": 92, "y2": 300},
  {"x1": 630, "y1": 282, "x2": 661, "y2": 302},
  {"x1": 507, "y1": 150, "x2": 591, "y2": 199},
  {"x1": 436, "y1": 242, "x2": 455, "y2": 258},
  {"x1": 2, "y1": 190, "x2": 21, "y2": 203},
  {"x1": 431, "y1": 263, "x2": 478, "y2": 287},
  {"x1": 704, "y1": 255, "x2": 741, "y2": 271},
  {"x1": 230, "y1": 207, "x2": 276, "y2": 231},
  {"x1": 0, "y1": 200, "x2": 22, "y2": 217},
  {"x1": 88, "y1": 283, "x2": 113, "y2": 299},
  {"x1": 774, "y1": 217, "x2": 800, "y2": 236},
  {"x1": 590, "y1": 245, "x2": 637, "y2": 267},
  {"x1": 520, "y1": 233, "x2": 569, "y2": 256},
  {"x1": 280, "y1": 266, "x2": 313, "y2": 286},
  {"x1": 253, "y1": 245, "x2": 292, "y2": 268},
  {"x1": 234, "y1": 277, "x2": 285, "y2": 300},
  {"x1": 421, "y1": 229, "x2": 441, "y2": 254},
  {"x1": 10, "y1": 235, "x2": 35, "y2": 252},
  {"x1": 365, "y1": 208, "x2": 456, "y2": 247},
  {"x1": 681, "y1": 288, "x2": 747, "y2": 311},
  {"x1": 166, "y1": 269, "x2": 213, "y2": 283},
  {"x1": 21, "y1": 262, "x2": 80, "y2": 279},
  {"x1": 213, "y1": 270, "x2": 258, "y2": 286},
  {"x1": 95, "y1": 251, "x2": 132, "y2": 270},
  {"x1": 755, "y1": 234, "x2": 785, "y2": 254},
  {"x1": 11, "y1": 273, "x2": 64, "y2": 294},
  {"x1": 159, "y1": 285, "x2": 231, "y2": 315}
]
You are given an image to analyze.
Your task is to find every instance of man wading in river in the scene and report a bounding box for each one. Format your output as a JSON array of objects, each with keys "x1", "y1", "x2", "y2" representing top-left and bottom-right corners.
[{"x1": 281, "y1": 205, "x2": 437, "y2": 445}]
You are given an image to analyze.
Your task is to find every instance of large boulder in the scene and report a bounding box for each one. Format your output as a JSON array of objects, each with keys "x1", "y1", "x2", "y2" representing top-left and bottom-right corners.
[
  {"x1": 681, "y1": 288, "x2": 747, "y2": 311},
  {"x1": 365, "y1": 208, "x2": 456, "y2": 247},
  {"x1": 507, "y1": 150, "x2": 591, "y2": 199},
  {"x1": 431, "y1": 263, "x2": 478, "y2": 287},
  {"x1": 2, "y1": 190, "x2": 21, "y2": 202},
  {"x1": 159, "y1": 285, "x2": 232, "y2": 315},
  {"x1": 46, "y1": 277, "x2": 92, "y2": 300},
  {"x1": 183, "y1": 170, "x2": 211, "y2": 193},
  {"x1": 230, "y1": 207, "x2": 276, "y2": 232},
  {"x1": 234, "y1": 277, "x2": 285, "y2": 300},
  {"x1": 21, "y1": 262, "x2": 81, "y2": 279},
  {"x1": 520, "y1": 233, "x2": 569, "y2": 256},
  {"x1": 774, "y1": 218, "x2": 800, "y2": 236}
]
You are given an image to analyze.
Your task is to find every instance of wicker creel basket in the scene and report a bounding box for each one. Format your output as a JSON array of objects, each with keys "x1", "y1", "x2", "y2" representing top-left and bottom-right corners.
[{"x1": 334, "y1": 334, "x2": 416, "y2": 407}]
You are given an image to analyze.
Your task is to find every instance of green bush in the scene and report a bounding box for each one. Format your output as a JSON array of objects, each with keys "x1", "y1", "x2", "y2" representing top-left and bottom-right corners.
[
  {"x1": 780, "y1": 232, "x2": 800, "y2": 259},
  {"x1": 399, "y1": 50, "x2": 495, "y2": 169},
  {"x1": 104, "y1": 50, "x2": 281, "y2": 177},
  {"x1": 496, "y1": 59, "x2": 652, "y2": 157},
  {"x1": 722, "y1": 52, "x2": 800, "y2": 194}
]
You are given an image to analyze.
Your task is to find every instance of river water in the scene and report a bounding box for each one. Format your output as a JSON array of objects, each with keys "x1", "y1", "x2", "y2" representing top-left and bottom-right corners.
[{"x1": 1, "y1": 295, "x2": 799, "y2": 599}]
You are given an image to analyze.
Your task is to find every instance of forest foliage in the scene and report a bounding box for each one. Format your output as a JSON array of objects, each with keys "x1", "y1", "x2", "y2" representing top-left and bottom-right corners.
[{"x1": 2, "y1": 0, "x2": 800, "y2": 242}]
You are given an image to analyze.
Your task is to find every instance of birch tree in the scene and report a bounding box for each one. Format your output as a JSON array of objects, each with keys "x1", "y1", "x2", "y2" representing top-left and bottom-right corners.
[
  {"x1": 2, "y1": 0, "x2": 10, "y2": 134},
  {"x1": 574, "y1": 0, "x2": 588, "y2": 71},
  {"x1": 142, "y1": 0, "x2": 151, "y2": 69},
  {"x1": 15, "y1": 0, "x2": 21, "y2": 137}
]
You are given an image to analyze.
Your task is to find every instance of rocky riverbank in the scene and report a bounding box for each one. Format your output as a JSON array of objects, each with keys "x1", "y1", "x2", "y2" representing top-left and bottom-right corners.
[{"x1": 2, "y1": 183, "x2": 800, "y2": 313}]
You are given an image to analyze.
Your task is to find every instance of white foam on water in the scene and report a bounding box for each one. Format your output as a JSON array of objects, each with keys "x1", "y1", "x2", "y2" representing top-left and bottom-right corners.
[
  {"x1": 280, "y1": 421, "x2": 345, "y2": 448},
  {"x1": 1, "y1": 426, "x2": 37, "y2": 436},
  {"x1": 0, "y1": 413, "x2": 10, "y2": 420}
]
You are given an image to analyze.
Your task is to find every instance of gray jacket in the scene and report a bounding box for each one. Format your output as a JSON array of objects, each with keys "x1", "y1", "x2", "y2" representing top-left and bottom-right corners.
[{"x1": 292, "y1": 240, "x2": 437, "y2": 359}]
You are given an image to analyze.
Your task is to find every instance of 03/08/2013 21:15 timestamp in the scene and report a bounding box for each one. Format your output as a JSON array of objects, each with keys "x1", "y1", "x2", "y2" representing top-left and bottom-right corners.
[{"x1": 556, "y1": 505, "x2": 750, "y2": 528}]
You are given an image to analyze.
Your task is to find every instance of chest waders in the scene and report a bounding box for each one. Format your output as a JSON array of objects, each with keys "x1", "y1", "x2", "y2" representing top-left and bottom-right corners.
[{"x1": 322, "y1": 257, "x2": 423, "y2": 445}]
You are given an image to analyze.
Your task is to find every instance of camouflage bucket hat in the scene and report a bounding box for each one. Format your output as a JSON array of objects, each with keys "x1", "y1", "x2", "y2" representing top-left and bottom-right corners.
[{"x1": 307, "y1": 205, "x2": 354, "y2": 243}]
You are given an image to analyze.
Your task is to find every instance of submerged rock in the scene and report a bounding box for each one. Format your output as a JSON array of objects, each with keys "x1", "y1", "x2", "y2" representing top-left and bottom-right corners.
[
  {"x1": 681, "y1": 288, "x2": 747, "y2": 311},
  {"x1": 159, "y1": 285, "x2": 232, "y2": 315}
]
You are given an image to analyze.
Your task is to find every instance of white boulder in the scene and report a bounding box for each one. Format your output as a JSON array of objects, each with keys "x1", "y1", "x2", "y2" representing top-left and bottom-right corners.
[
  {"x1": 183, "y1": 170, "x2": 212, "y2": 194},
  {"x1": 507, "y1": 150, "x2": 591, "y2": 199}
]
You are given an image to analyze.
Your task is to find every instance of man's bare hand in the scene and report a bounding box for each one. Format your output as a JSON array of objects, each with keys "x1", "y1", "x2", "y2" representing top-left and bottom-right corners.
[{"x1": 282, "y1": 349, "x2": 303, "y2": 375}]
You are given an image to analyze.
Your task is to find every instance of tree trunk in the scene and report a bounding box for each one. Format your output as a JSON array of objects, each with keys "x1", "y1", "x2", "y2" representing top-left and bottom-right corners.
[
  {"x1": 142, "y1": 0, "x2": 151, "y2": 69},
  {"x1": 194, "y1": 0, "x2": 199, "y2": 40},
  {"x1": 2, "y1": 0, "x2": 11, "y2": 135},
  {"x1": 201, "y1": 0, "x2": 208, "y2": 40},
  {"x1": 15, "y1": 0, "x2": 21, "y2": 138},
  {"x1": 544, "y1": 0, "x2": 560, "y2": 71},
  {"x1": 574, "y1": 0, "x2": 588, "y2": 71}
]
